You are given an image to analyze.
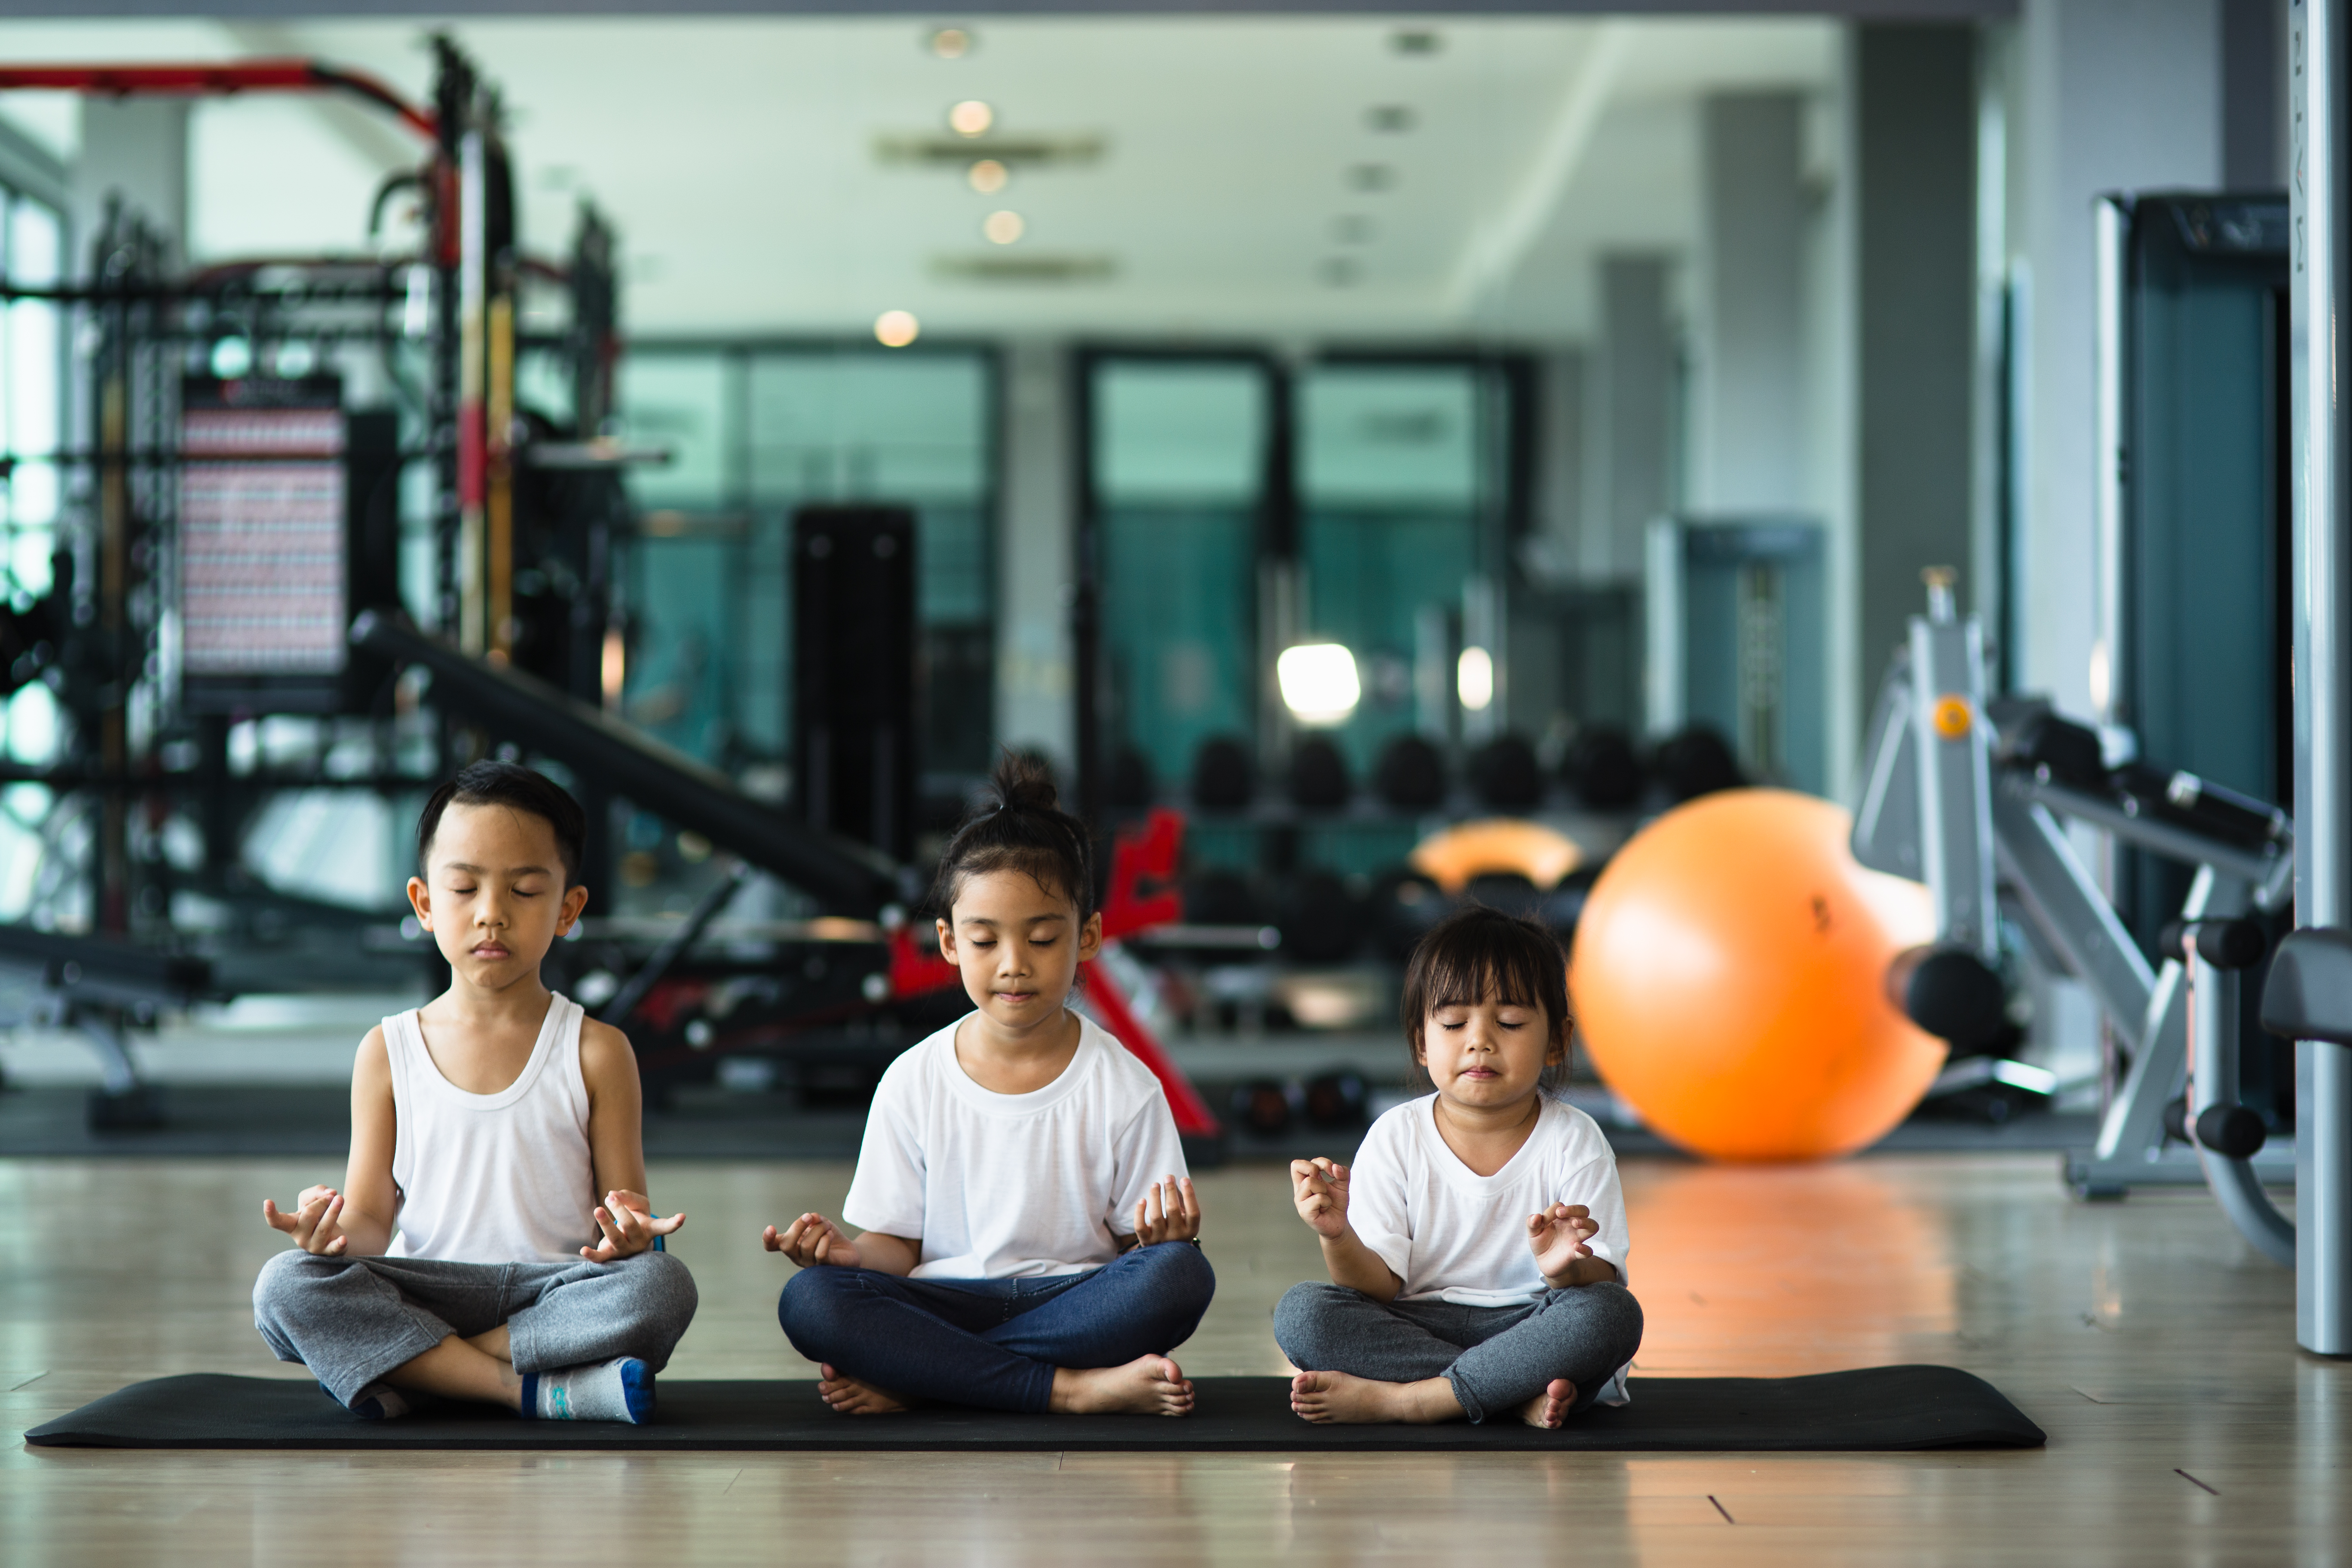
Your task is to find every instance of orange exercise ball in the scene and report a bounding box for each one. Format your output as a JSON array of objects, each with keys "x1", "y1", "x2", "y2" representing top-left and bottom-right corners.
[{"x1": 1570, "y1": 788, "x2": 1946, "y2": 1161}]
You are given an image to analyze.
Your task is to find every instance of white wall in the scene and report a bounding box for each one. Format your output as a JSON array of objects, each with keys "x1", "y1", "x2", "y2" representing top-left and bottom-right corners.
[{"x1": 2014, "y1": 0, "x2": 2222, "y2": 720}]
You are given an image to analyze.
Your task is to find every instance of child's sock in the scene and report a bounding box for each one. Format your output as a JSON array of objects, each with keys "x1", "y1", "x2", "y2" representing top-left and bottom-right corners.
[
  {"x1": 520, "y1": 1357, "x2": 653, "y2": 1424},
  {"x1": 348, "y1": 1381, "x2": 411, "y2": 1421}
]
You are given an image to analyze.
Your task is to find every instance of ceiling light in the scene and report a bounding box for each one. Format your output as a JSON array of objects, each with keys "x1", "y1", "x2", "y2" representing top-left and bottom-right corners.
[
  {"x1": 1391, "y1": 29, "x2": 1443, "y2": 56},
  {"x1": 1278, "y1": 644, "x2": 1362, "y2": 727},
  {"x1": 930, "y1": 27, "x2": 971, "y2": 58},
  {"x1": 1366, "y1": 105, "x2": 1416, "y2": 132},
  {"x1": 1457, "y1": 647, "x2": 1494, "y2": 712},
  {"x1": 982, "y1": 210, "x2": 1025, "y2": 245},
  {"x1": 949, "y1": 100, "x2": 993, "y2": 137},
  {"x1": 968, "y1": 158, "x2": 1009, "y2": 193},
  {"x1": 874, "y1": 309, "x2": 920, "y2": 348}
]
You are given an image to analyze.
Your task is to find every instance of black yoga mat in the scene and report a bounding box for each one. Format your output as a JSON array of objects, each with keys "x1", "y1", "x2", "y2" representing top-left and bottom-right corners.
[{"x1": 26, "y1": 1366, "x2": 2042, "y2": 1452}]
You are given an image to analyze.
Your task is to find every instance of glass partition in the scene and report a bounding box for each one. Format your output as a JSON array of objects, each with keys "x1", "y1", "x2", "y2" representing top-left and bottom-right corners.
[
  {"x1": 1297, "y1": 361, "x2": 1500, "y2": 775},
  {"x1": 1089, "y1": 357, "x2": 1268, "y2": 797},
  {"x1": 613, "y1": 343, "x2": 995, "y2": 777}
]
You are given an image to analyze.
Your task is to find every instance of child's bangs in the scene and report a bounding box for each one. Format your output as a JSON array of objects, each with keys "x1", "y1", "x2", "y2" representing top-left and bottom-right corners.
[
  {"x1": 944, "y1": 844, "x2": 1082, "y2": 913},
  {"x1": 1421, "y1": 942, "x2": 1549, "y2": 1013}
]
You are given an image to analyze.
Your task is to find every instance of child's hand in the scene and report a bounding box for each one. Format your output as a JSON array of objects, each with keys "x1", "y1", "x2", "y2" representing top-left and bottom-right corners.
[
  {"x1": 1528, "y1": 1202, "x2": 1599, "y2": 1284},
  {"x1": 1292, "y1": 1158, "x2": 1352, "y2": 1240},
  {"x1": 263, "y1": 1187, "x2": 350, "y2": 1256},
  {"x1": 1130, "y1": 1176, "x2": 1200, "y2": 1246},
  {"x1": 582, "y1": 1190, "x2": 686, "y2": 1263},
  {"x1": 764, "y1": 1212, "x2": 863, "y2": 1269}
]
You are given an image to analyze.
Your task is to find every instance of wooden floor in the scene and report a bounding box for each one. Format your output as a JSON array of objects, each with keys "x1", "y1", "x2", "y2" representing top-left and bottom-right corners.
[{"x1": 1, "y1": 1151, "x2": 2342, "y2": 1565}]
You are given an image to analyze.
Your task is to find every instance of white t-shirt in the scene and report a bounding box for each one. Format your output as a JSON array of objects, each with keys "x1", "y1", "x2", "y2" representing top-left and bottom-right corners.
[
  {"x1": 842, "y1": 1011, "x2": 1191, "y2": 1280},
  {"x1": 1348, "y1": 1093, "x2": 1633, "y2": 1400}
]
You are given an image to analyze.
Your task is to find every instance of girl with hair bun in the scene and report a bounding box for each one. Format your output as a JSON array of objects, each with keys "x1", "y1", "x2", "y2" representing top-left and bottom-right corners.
[{"x1": 766, "y1": 753, "x2": 1216, "y2": 1417}]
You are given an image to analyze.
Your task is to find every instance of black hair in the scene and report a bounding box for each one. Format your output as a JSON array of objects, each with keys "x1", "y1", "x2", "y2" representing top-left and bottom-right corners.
[
  {"x1": 1399, "y1": 903, "x2": 1574, "y2": 1093},
  {"x1": 929, "y1": 751, "x2": 1094, "y2": 920},
  {"x1": 415, "y1": 760, "x2": 588, "y2": 888}
]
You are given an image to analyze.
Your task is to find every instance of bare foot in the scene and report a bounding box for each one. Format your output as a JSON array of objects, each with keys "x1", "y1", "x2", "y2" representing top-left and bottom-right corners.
[
  {"x1": 816, "y1": 1363, "x2": 912, "y2": 1415},
  {"x1": 1289, "y1": 1370, "x2": 1461, "y2": 1424},
  {"x1": 1049, "y1": 1355, "x2": 1195, "y2": 1417},
  {"x1": 1520, "y1": 1378, "x2": 1577, "y2": 1429}
]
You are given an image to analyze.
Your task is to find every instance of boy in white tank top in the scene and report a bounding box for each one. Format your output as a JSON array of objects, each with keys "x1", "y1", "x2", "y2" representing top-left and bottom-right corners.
[{"x1": 251, "y1": 763, "x2": 698, "y2": 1423}]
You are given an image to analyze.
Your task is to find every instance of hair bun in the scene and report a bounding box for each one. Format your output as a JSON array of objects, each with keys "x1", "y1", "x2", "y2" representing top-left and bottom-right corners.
[{"x1": 991, "y1": 750, "x2": 1062, "y2": 814}]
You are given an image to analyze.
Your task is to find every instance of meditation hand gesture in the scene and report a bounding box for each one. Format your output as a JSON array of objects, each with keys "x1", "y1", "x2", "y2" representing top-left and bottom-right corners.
[
  {"x1": 582, "y1": 1190, "x2": 686, "y2": 1263},
  {"x1": 765, "y1": 1212, "x2": 863, "y2": 1269},
  {"x1": 1527, "y1": 1202, "x2": 1600, "y2": 1286},
  {"x1": 1130, "y1": 1176, "x2": 1201, "y2": 1247},
  {"x1": 1291, "y1": 1157, "x2": 1352, "y2": 1240},
  {"x1": 263, "y1": 1185, "x2": 350, "y2": 1256}
]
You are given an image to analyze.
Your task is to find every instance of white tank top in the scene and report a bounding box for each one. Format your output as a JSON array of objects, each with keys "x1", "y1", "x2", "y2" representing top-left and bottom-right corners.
[{"x1": 383, "y1": 993, "x2": 597, "y2": 1265}]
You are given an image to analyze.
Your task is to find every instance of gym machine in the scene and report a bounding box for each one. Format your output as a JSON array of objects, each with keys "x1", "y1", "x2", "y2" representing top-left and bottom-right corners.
[
  {"x1": 1853, "y1": 573, "x2": 2296, "y2": 1212},
  {"x1": 0, "y1": 42, "x2": 643, "y2": 1117},
  {"x1": 1859, "y1": 0, "x2": 2352, "y2": 1352}
]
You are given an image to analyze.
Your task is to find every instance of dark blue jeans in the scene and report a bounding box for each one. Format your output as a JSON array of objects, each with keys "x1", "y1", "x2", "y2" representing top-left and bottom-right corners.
[{"x1": 778, "y1": 1240, "x2": 1216, "y2": 1413}]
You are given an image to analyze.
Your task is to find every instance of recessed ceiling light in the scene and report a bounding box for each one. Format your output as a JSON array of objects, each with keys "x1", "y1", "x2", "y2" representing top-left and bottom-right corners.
[
  {"x1": 949, "y1": 100, "x2": 993, "y2": 137},
  {"x1": 1366, "y1": 105, "x2": 1416, "y2": 133},
  {"x1": 1332, "y1": 214, "x2": 1377, "y2": 244},
  {"x1": 983, "y1": 210, "x2": 1025, "y2": 245},
  {"x1": 968, "y1": 158, "x2": 1009, "y2": 193},
  {"x1": 874, "y1": 309, "x2": 920, "y2": 348},
  {"x1": 1348, "y1": 164, "x2": 1397, "y2": 193},
  {"x1": 930, "y1": 27, "x2": 972, "y2": 58},
  {"x1": 1390, "y1": 29, "x2": 1442, "y2": 56}
]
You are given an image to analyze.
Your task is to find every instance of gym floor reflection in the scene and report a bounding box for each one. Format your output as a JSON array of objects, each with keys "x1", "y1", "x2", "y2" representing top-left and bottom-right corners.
[{"x1": 2, "y1": 1153, "x2": 2340, "y2": 1565}]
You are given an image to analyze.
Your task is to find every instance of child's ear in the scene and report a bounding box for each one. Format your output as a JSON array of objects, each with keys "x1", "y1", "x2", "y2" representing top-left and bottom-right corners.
[
  {"x1": 1077, "y1": 910, "x2": 1104, "y2": 961},
  {"x1": 558, "y1": 882, "x2": 590, "y2": 933},
  {"x1": 405, "y1": 875, "x2": 432, "y2": 929},
  {"x1": 936, "y1": 916, "x2": 956, "y2": 961}
]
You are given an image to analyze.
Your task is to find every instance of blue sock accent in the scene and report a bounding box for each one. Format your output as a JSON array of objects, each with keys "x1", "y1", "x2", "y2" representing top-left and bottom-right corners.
[
  {"x1": 619, "y1": 1358, "x2": 652, "y2": 1424},
  {"x1": 518, "y1": 1372, "x2": 540, "y2": 1419}
]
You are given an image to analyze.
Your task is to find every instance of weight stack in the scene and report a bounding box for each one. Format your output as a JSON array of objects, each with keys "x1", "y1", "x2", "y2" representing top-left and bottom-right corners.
[{"x1": 792, "y1": 505, "x2": 917, "y2": 861}]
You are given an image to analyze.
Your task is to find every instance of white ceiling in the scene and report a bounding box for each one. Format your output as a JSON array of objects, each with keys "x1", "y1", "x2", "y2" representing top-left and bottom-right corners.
[{"x1": 0, "y1": 14, "x2": 1837, "y2": 343}]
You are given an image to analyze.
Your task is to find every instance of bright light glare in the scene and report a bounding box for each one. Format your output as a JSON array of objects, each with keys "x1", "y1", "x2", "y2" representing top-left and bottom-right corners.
[
  {"x1": 931, "y1": 28, "x2": 971, "y2": 58},
  {"x1": 950, "y1": 100, "x2": 994, "y2": 137},
  {"x1": 1278, "y1": 643, "x2": 1361, "y2": 726},
  {"x1": 874, "y1": 309, "x2": 920, "y2": 348},
  {"x1": 968, "y1": 159, "x2": 1009, "y2": 193},
  {"x1": 1457, "y1": 646, "x2": 1494, "y2": 711},
  {"x1": 983, "y1": 210, "x2": 1025, "y2": 245}
]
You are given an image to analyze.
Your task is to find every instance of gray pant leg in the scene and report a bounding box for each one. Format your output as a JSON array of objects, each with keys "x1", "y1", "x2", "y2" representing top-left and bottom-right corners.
[
  {"x1": 503, "y1": 1250, "x2": 699, "y2": 1375},
  {"x1": 1443, "y1": 1282, "x2": 1645, "y2": 1423},
  {"x1": 252, "y1": 1251, "x2": 515, "y2": 1406},
  {"x1": 1272, "y1": 1282, "x2": 1471, "y2": 1383},
  {"x1": 253, "y1": 1250, "x2": 700, "y2": 1406}
]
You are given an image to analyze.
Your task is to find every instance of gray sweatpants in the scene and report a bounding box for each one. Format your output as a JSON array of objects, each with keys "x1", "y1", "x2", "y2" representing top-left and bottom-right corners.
[
  {"x1": 253, "y1": 1249, "x2": 699, "y2": 1407},
  {"x1": 1274, "y1": 1280, "x2": 1643, "y2": 1424}
]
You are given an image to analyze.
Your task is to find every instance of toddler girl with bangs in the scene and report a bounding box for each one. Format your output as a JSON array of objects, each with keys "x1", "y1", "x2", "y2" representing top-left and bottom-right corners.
[{"x1": 1276, "y1": 904, "x2": 1642, "y2": 1427}]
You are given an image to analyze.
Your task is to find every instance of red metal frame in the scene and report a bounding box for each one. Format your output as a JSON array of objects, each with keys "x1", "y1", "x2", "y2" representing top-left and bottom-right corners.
[{"x1": 0, "y1": 61, "x2": 436, "y2": 141}]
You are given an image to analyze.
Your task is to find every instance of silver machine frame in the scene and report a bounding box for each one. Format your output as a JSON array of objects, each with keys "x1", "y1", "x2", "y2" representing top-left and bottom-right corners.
[
  {"x1": 1852, "y1": 582, "x2": 2296, "y2": 1225},
  {"x1": 2292, "y1": 0, "x2": 2352, "y2": 1356}
]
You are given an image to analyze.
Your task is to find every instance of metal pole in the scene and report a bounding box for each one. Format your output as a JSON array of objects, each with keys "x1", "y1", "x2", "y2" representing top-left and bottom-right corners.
[
  {"x1": 2092, "y1": 196, "x2": 2128, "y2": 728},
  {"x1": 2291, "y1": 0, "x2": 2352, "y2": 1355}
]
